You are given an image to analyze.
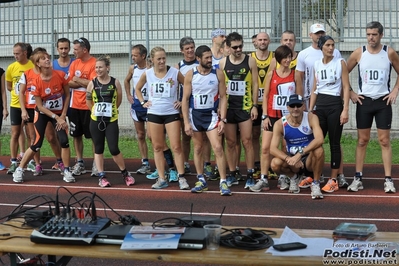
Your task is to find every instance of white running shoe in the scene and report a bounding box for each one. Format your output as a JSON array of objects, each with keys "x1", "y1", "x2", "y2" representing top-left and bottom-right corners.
[
  {"x1": 311, "y1": 182, "x2": 324, "y2": 199},
  {"x1": 384, "y1": 180, "x2": 396, "y2": 193},
  {"x1": 12, "y1": 167, "x2": 24, "y2": 183},
  {"x1": 347, "y1": 178, "x2": 363, "y2": 192}
]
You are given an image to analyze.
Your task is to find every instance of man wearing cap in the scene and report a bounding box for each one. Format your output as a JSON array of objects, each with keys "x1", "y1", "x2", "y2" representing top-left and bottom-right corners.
[
  {"x1": 67, "y1": 37, "x2": 97, "y2": 176},
  {"x1": 270, "y1": 94, "x2": 325, "y2": 199},
  {"x1": 211, "y1": 28, "x2": 226, "y2": 67},
  {"x1": 346, "y1": 21, "x2": 399, "y2": 193}
]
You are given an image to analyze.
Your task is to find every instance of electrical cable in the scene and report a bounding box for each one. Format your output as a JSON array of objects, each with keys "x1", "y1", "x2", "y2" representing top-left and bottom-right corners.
[{"x1": 220, "y1": 227, "x2": 276, "y2": 250}]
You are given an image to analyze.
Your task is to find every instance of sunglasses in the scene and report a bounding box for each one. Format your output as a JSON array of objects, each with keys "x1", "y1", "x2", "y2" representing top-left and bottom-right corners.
[
  {"x1": 77, "y1": 38, "x2": 87, "y2": 47},
  {"x1": 231, "y1": 44, "x2": 243, "y2": 50},
  {"x1": 289, "y1": 103, "x2": 303, "y2": 108}
]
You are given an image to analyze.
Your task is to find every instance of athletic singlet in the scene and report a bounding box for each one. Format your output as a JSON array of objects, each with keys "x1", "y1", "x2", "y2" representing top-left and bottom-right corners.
[
  {"x1": 90, "y1": 77, "x2": 118, "y2": 122},
  {"x1": 276, "y1": 55, "x2": 298, "y2": 70},
  {"x1": 67, "y1": 57, "x2": 96, "y2": 110},
  {"x1": 6, "y1": 60, "x2": 35, "y2": 108},
  {"x1": 19, "y1": 69, "x2": 40, "y2": 109},
  {"x1": 31, "y1": 70, "x2": 68, "y2": 115},
  {"x1": 251, "y1": 51, "x2": 273, "y2": 103},
  {"x1": 53, "y1": 58, "x2": 75, "y2": 74},
  {"x1": 267, "y1": 70, "x2": 296, "y2": 118},
  {"x1": 212, "y1": 54, "x2": 223, "y2": 67},
  {"x1": 314, "y1": 57, "x2": 344, "y2": 96},
  {"x1": 189, "y1": 67, "x2": 219, "y2": 112},
  {"x1": 282, "y1": 112, "x2": 314, "y2": 154},
  {"x1": 146, "y1": 66, "x2": 180, "y2": 115},
  {"x1": 223, "y1": 55, "x2": 253, "y2": 110},
  {"x1": 178, "y1": 59, "x2": 199, "y2": 101},
  {"x1": 358, "y1": 45, "x2": 391, "y2": 99},
  {"x1": 131, "y1": 65, "x2": 148, "y2": 112}
]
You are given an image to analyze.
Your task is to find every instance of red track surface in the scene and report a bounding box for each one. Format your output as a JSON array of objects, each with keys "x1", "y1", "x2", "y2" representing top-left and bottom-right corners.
[{"x1": 0, "y1": 156, "x2": 398, "y2": 265}]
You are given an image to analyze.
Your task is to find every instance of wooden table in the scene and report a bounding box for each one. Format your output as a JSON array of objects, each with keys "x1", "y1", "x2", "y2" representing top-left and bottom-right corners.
[{"x1": 0, "y1": 220, "x2": 398, "y2": 265}]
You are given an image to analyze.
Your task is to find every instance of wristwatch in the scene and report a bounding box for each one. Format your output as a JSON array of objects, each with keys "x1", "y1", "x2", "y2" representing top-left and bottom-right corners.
[
  {"x1": 261, "y1": 115, "x2": 268, "y2": 120},
  {"x1": 299, "y1": 147, "x2": 304, "y2": 155},
  {"x1": 140, "y1": 101, "x2": 146, "y2": 106},
  {"x1": 221, "y1": 118, "x2": 227, "y2": 124},
  {"x1": 51, "y1": 114, "x2": 56, "y2": 119}
]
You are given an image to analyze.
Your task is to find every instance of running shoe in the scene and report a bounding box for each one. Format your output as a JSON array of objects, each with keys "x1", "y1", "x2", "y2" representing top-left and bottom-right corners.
[
  {"x1": 27, "y1": 160, "x2": 36, "y2": 172},
  {"x1": 191, "y1": 180, "x2": 207, "y2": 193},
  {"x1": 124, "y1": 173, "x2": 135, "y2": 186},
  {"x1": 136, "y1": 163, "x2": 151, "y2": 174},
  {"x1": 320, "y1": 174, "x2": 325, "y2": 183},
  {"x1": 278, "y1": 175, "x2": 290, "y2": 190},
  {"x1": 179, "y1": 177, "x2": 190, "y2": 190},
  {"x1": 253, "y1": 169, "x2": 261, "y2": 179},
  {"x1": 7, "y1": 162, "x2": 18, "y2": 175},
  {"x1": 63, "y1": 170, "x2": 76, "y2": 183},
  {"x1": 268, "y1": 170, "x2": 278, "y2": 180},
  {"x1": 322, "y1": 178, "x2": 339, "y2": 193},
  {"x1": 168, "y1": 169, "x2": 178, "y2": 182},
  {"x1": 288, "y1": 175, "x2": 300, "y2": 193},
  {"x1": 99, "y1": 177, "x2": 111, "y2": 187},
  {"x1": 337, "y1": 174, "x2": 348, "y2": 188},
  {"x1": 208, "y1": 167, "x2": 220, "y2": 181},
  {"x1": 91, "y1": 163, "x2": 99, "y2": 177},
  {"x1": 347, "y1": 177, "x2": 363, "y2": 192},
  {"x1": 12, "y1": 167, "x2": 24, "y2": 183},
  {"x1": 384, "y1": 180, "x2": 396, "y2": 193},
  {"x1": 311, "y1": 182, "x2": 324, "y2": 199},
  {"x1": 72, "y1": 162, "x2": 86, "y2": 176},
  {"x1": 146, "y1": 169, "x2": 159, "y2": 180},
  {"x1": 235, "y1": 170, "x2": 244, "y2": 181},
  {"x1": 249, "y1": 179, "x2": 270, "y2": 192},
  {"x1": 219, "y1": 181, "x2": 232, "y2": 196},
  {"x1": 33, "y1": 164, "x2": 43, "y2": 176},
  {"x1": 152, "y1": 178, "x2": 168, "y2": 189},
  {"x1": 52, "y1": 162, "x2": 59, "y2": 170},
  {"x1": 298, "y1": 176, "x2": 313, "y2": 188},
  {"x1": 203, "y1": 164, "x2": 212, "y2": 177},
  {"x1": 244, "y1": 177, "x2": 255, "y2": 189},
  {"x1": 226, "y1": 175, "x2": 238, "y2": 187},
  {"x1": 0, "y1": 162, "x2": 5, "y2": 171},
  {"x1": 184, "y1": 162, "x2": 191, "y2": 174}
]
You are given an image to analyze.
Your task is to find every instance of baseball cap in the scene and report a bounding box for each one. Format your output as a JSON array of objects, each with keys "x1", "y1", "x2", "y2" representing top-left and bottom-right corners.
[
  {"x1": 73, "y1": 37, "x2": 91, "y2": 51},
  {"x1": 310, "y1": 23, "x2": 326, "y2": 33},
  {"x1": 287, "y1": 94, "x2": 304, "y2": 106},
  {"x1": 211, "y1": 28, "x2": 226, "y2": 38}
]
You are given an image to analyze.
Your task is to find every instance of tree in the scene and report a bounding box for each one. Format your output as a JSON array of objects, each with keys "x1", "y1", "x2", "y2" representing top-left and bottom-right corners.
[{"x1": 303, "y1": 0, "x2": 348, "y2": 37}]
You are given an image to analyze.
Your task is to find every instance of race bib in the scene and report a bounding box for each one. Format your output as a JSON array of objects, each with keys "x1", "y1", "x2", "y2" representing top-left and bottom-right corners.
[
  {"x1": 93, "y1": 102, "x2": 112, "y2": 117},
  {"x1": 317, "y1": 67, "x2": 336, "y2": 84},
  {"x1": 150, "y1": 82, "x2": 171, "y2": 98},
  {"x1": 44, "y1": 97, "x2": 63, "y2": 111},
  {"x1": 258, "y1": 88, "x2": 264, "y2": 102},
  {"x1": 364, "y1": 69, "x2": 385, "y2": 85},
  {"x1": 272, "y1": 95, "x2": 289, "y2": 110},
  {"x1": 28, "y1": 92, "x2": 36, "y2": 105},
  {"x1": 193, "y1": 94, "x2": 214, "y2": 109},
  {"x1": 14, "y1": 82, "x2": 21, "y2": 95},
  {"x1": 134, "y1": 86, "x2": 149, "y2": 101},
  {"x1": 227, "y1": 80, "x2": 246, "y2": 96}
]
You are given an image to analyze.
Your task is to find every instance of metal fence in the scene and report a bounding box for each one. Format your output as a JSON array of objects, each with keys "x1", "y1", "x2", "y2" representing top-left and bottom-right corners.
[{"x1": 1, "y1": 0, "x2": 399, "y2": 132}]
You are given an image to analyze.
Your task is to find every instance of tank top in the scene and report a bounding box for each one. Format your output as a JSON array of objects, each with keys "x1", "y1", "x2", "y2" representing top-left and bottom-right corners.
[
  {"x1": 283, "y1": 112, "x2": 314, "y2": 154},
  {"x1": 267, "y1": 70, "x2": 296, "y2": 118},
  {"x1": 90, "y1": 77, "x2": 119, "y2": 122},
  {"x1": 251, "y1": 51, "x2": 273, "y2": 103},
  {"x1": 224, "y1": 55, "x2": 253, "y2": 110},
  {"x1": 131, "y1": 65, "x2": 148, "y2": 112},
  {"x1": 314, "y1": 57, "x2": 344, "y2": 96},
  {"x1": 189, "y1": 67, "x2": 219, "y2": 112}
]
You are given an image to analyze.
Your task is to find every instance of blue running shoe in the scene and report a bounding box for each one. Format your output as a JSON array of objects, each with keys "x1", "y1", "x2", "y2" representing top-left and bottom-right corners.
[
  {"x1": 191, "y1": 180, "x2": 208, "y2": 193},
  {"x1": 220, "y1": 181, "x2": 232, "y2": 196},
  {"x1": 204, "y1": 164, "x2": 212, "y2": 177},
  {"x1": 146, "y1": 169, "x2": 159, "y2": 180},
  {"x1": 226, "y1": 175, "x2": 239, "y2": 187},
  {"x1": 0, "y1": 162, "x2": 5, "y2": 171},
  {"x1": 168, "y1": 169, "x2": 178, "y2": 182},
  {"x1": 152, "y1": 178, "x2": 168, "y2": 189},
  {"x1": 244, "y1": 177, "x2": 255, "y2": 189}
]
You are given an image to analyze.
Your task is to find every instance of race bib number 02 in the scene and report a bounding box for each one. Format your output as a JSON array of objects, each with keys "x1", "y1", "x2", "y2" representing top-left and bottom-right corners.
[{"x1": 93, "y1": 102, "x2": 112, "y2": 117}]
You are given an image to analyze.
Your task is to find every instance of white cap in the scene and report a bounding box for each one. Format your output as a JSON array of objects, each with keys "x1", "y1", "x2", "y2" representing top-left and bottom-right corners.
[{"x1": 310, "y1": 23, "x2": 326, "y2": 33}]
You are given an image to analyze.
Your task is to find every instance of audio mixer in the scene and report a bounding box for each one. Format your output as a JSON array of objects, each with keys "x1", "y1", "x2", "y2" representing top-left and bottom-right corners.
[{"x1": 30, "y1": 217, "x2": 111, "y2": 245}]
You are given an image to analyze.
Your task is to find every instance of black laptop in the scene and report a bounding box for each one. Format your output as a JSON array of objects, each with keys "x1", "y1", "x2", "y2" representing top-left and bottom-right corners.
[{"x1": 95, "y1": 225, "x2": 206, "y2": 249}]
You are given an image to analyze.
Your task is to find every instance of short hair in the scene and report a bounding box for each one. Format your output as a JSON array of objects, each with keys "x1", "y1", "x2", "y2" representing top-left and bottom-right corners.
[
  {"x1": 56, "y1": 38, "x2": 71, "y2": 48},
  {"x1": 274, "y1": 45, "x2": 293, "y2": 64},
  {"x1": 226, "y1": 32, "x2": 243, "y2": 47},
  {"x1": 14, "y1": 42, "x2": 33, "y2": 58},
  {"x1": 132, "y1": 44, "x2": 147, "y2": 57},
  {"x1": 366, "y1": 21, "x2": 384, "y2": 34},
  {"x1": 179, "y1": 36, "x2": 195, "y2": 50},
  {"x1": 150, "y1": 46, "x2": 166, "y2": 59},
  {"x1": 73, "y1": 37, "x2": 91, "y2": 52},
  {"x1": 252, "y1": 34, "x2": 258, "y2": 39},
  {"x1": 195, "y1": 45, "x2": 211, "y2": 58},
  {"x1": 281, "y1": 30, "x2": 296, "y2": 38},
  {"x1": 97, "y1": 55, "x2": 111, "y2": 67}
]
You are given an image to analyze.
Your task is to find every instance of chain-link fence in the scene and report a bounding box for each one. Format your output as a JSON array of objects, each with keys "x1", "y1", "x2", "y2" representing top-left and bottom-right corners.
[{"x1": 1, "y1": 0, "x2": 398, "y2": 132}]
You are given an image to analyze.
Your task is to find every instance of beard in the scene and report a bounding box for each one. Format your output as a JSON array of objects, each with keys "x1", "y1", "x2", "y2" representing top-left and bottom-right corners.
[{"x1": 201, "y1": 62, "x2": 212, "y2": 69}]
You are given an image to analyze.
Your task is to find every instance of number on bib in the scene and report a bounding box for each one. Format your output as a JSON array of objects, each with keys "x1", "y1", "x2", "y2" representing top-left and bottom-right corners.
[
  {"x1": 44, "y1": 97, "x2": 63, "y2": 111},
  {"x1": 193, "y1": 94, "x2": 214, "y2": 109},
  {"x1": 150, "y1": 82, "x2": 171, "y2": 98},
  {"x1": 227, "y1": 80, "x2": 246, "y2": 96},
  {"x1": 93, "y1": 102, "x2": 112, "y2": 117},
  {"x1": 364, "y1": 69, "x2": 385, "y2": 85}
]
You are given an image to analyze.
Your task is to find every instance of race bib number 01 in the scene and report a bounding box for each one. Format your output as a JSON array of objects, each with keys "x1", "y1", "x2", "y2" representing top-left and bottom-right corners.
[
  {"x1": 193, "y1": 94, "x2": 214, "y2": 109},
  {"x1": 150, "y1": 82, "x2": 171, "y2": 98},
  {"x1": 227, "y1": 80, "x2": 245, "y2": 96},
  {"x1": 93, "y1": 102, "x2": 112, "y2": 117}
]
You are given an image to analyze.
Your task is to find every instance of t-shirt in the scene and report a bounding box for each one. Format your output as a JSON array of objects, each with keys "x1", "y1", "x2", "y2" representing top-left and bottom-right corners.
[{"x1": 6, "y1": 60, "x2": 35, "y2": 108}]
